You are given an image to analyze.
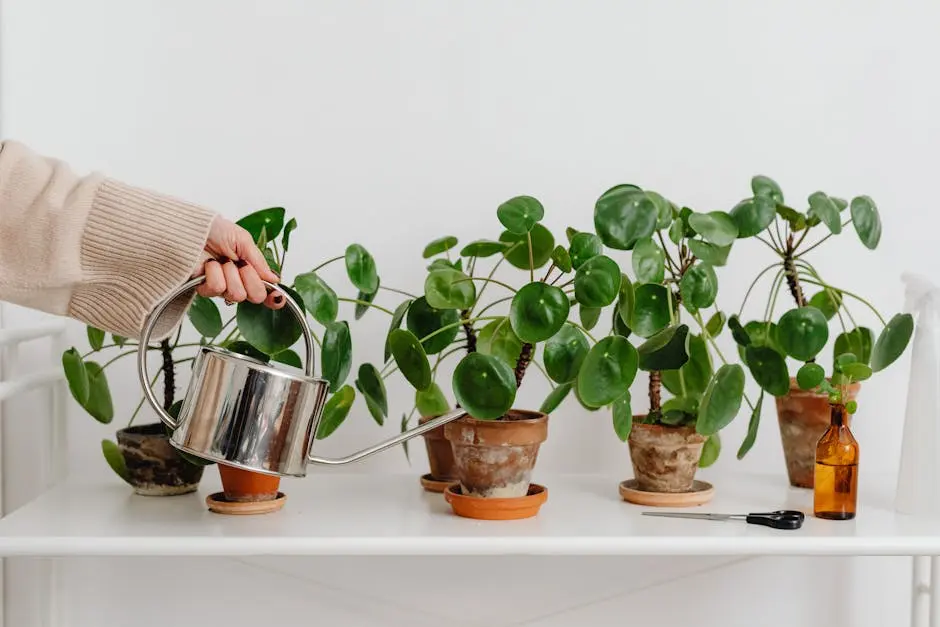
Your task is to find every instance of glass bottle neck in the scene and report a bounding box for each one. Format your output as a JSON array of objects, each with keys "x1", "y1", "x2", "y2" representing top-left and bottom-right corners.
[{"x1": 830, "y1": 404, "x2": 849, "y2": 427}]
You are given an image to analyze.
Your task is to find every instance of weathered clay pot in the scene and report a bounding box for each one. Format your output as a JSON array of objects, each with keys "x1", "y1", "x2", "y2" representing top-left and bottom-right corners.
[
  {"x1": 218, "y1": 464, "x2": 281, "y2": 502},
  {"x1": 115, "y1": 423, "x2": 204, "y2": 496},
  {"x1": 419, "y1": 414, "x2": 457, "y2": 481},
  {"x1": 628, "y1": 422, "x2": 706, "y2": 493},
  {"x1": 776, "y1": 378, "x2": 860, "y2": 489},
  {"x1": 444, "y1": 409, "x2": 548, "y2": 498}
]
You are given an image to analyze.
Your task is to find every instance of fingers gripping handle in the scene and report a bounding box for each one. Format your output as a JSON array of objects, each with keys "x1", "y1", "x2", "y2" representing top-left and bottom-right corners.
[{"x1": 137, "y1": 276, "x2": 316, "y2": 431}]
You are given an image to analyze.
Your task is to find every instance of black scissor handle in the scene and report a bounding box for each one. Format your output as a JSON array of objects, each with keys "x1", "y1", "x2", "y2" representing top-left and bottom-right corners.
[{"x1": 746, "y1": 510, "x2": 805, "y2": 530}]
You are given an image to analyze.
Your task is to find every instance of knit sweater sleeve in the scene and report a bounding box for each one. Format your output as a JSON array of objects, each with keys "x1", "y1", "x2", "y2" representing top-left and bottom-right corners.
[{"x1": 0, "y1": 140, "x2": 216, "y2": 341}]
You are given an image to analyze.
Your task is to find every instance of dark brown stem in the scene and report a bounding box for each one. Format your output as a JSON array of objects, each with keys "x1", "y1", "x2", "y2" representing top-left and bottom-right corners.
[
  {"x1": 460, "y1": 309, "x2": 478, "y2": 353},
  {"x1": 649, "y1": 370, "x2": 662, "y2": 414},
  {"x1": 783, "y1": 234, "x2": 806, "y2": 307},
  {"x1": 160, "y1": 339, "x2": 174, "y2": 411},
  {"x1": 514, "y1": 342, "x2": 533, "y2": 388}
]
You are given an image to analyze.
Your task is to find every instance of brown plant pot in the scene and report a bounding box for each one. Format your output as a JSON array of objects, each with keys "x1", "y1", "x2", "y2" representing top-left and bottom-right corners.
[
  {"x1": 115, "y1": 423, "x2": 204, "y2": 496},
  {"x1": 627, "y1": 421, "x2": 706, "y2": 493},
  {"x1": 443, "y1": 409, "x2": 548, "y2": 499},
  {"x1": 419, "y1": 414, "x2": 457, "y2": 481},
  {"x1": 218, "y1": 464, "x2": 281, "y2": 502},
  {"x1": 776, "y1": 378, "x2": 860, "y2": 489}
]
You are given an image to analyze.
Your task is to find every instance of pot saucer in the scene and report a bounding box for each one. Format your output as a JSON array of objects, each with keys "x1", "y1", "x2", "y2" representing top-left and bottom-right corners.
[
  {"x1": 444, "y1": 483, "x2": 547, "y2": 520},
  {"x1": 206, "y1": 491, "x2": 287, "y2": 515},
  {"x1": 619, "y1": 479, "x2": 714, "y2": 507},
  {"x1": 419, "y1": 473, "x2": 457, "y2": 493}
]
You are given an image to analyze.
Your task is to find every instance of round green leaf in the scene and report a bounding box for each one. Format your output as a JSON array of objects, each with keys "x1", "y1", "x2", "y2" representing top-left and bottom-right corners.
[
  {"x1": 499, "y1": 223, "x2": 555, "y2": 269},
  {"x1": 237, "y1": 207, "x2": 285, "y2": 244},
  {"x1": 577, "y1": 336, "x2": 639, "y2": 407},
  {"x1": 354, "y1": 278, "x2": 380, "y2": 320},
  {"x1": 423, "y1": 236, "x2": 458, "y2": 259},
  {"x1": 272, "y1": 349, "x2": 302, "y2": 368},
  {"x1": 797, "y1": 363, "x2": 825, "y2": 390},
  {"x1": 751, "y1": 175, "x2": 784, "y2": 204},
  {"x1": 661, "y1": 333, "x2": 712, "y2": 399},
  {"x1": 646, "y1": 191, "x2": 674, "y2": 230},
  {"x1": 687, "y1": 239, "x2": 732, "y2": 267},
  {"x1": 580, "y1": 305, "x2": 601, "y2": 331},
  {"x1": 706, "y1": 311, "x2": 726, "y2": 338},
  {"x1": 540, "y1": 382, "x2": 573, "y2": 414},
  {"x1": 497, "y1": 195, "x2": 544, "y2": 234},
  {"x1": 808, "y1": 191, "x2": 841, "y2": 235},
  {"x1": 316, "y1": 385, "x2": 355, "y2": 439},
  {"x1": 593, "y1": 185, "x2": 658, "y2": 250},
  {"x1": 87, "y1": 326, "x2": 105, "y2": 351},
  {"x1": 871, "y1": 313, "x2": 914, "y2": 372},
  {"x1": 406, "y1": 296, "x2": 460, "y2": 355},
  {"x1": 322, "y1": 321, "x2": 352, "y2": 390},
  {"x1": 345, "y1": 244, "x2": 379, "y2": 294},
  {"x1": 281, "y1": 217, "x2": 297, "y2": 252},
  {"x1": 743, "y1": 321, "x2": 782, "y2": 353},
  {"x1": 679, "y1": 263, "x2": 718, "y2": 311},
  {"x1": 477, "y1": 318, "x2": 524, "y2": 367},
  {"x1": 101, "y1": 439, "x2": 129, "y2": 483},
  {"x1": 632, "y1": 283, "x2": 671, "y2": 338},
  {"x1": 295, "y1": 272, "x2": 338, "y2": 325},
  {"x1": 224, "y1": 340, "x2": 270, "y2": 362},
  {"x1": 612, "y1": 392, "x2": 633, "y2": 441},
  {"x1": 744, "y1": 345, "x2": 790, "y2": 397},
  {"x1": 840, "y1": 362, "x2": 873, "y2": 381},
  {"x1": 638, "y1": 324, "x2": 690, "y2": 371},
  {"x1": 729, "y1": 195, "x2": 776, "y2": 238},
  {"x1": 452, "y1": 353, "x2": 517, "y2": 420},
  {"x1": 416, "y1": 382, "x2": 450, "y2": 416},
  {"x1": 834, "y1": 326, "x2": 873, "y2": 367},
  {"x1": 776, "y1": 205, "x2": 807, "y2": 231},
  {"x1": 699, "y1": 433, "x2": 721, "y2": 468},
  {"x1": 384, "y1": 299, "x2": 412, "y2": 362},
  {"x1": 695, "y1": 364, "x2": 745, "y2": 436},
  {"x1": 460, "y1": 239, "x2": 508, "y2": 258},
  {"x1": 83, "y1": 361, "x2": 114, "y2": 424},
  {"x1": 551, "y1": 245, "x2": 573, "y2": 273},
  {"x1": 736, "y1": 393, "x2": 764, "y2": 460},
  {"x1": 777, "y1": 306, "x2": 829, "y2": 361},
  {"x1": 388, "y1": 328, "x2": 432, "y2": 391},
  {"x1": 616, "y1": 273, "x2": 635, "y2": 329},
  {"x1": 569, "y1": 232, "x2": 603, "y2": 269},
  {"x1": 509, "y1": 283, "x2": 570, "y2": 343},
  {"x1": 574, "y1": 255, "x2": 622, "y2": 308},
  {"x1": 728, "y1": 315, "x2": 751, "y2": 347},
  {"x1": 612, "y1": 305, "x2": 632, "y2": 338},
  {"x1": 188, "y1": 296, "x2": 223, "y2": 338},
  {"x1": 688, "y1": 212, "x2": 738, "y2": 247},
  {"x1": 355, "y1": 363, "x2": 387, "y2": 421},
  {"x1": 808, "y1": 289, "x2": 842, "y2": 320},
  {"x1": 62, "y1": 347, "x2": 89, "y2": 405},
  {"x1": 424, "y1": 269, "x2": 476, "y2": 310},
  {"x1": 846, "y1": 400, "x2": 858, "y2": 414},
  {"x1": 428, "y1": 258, "x2": 458, "y2": 272},
  {"x1": 851, "y1": 195, "x2": 882, "y2": 249},
  {"x1": 632, "y1": 238, "x2": 665, "y2": 283},
  {"x1": 236, "y1": 284, "x2": 305, "y2": 355},
  {"x1": 544, "y1": 323, "x2": 590, "y2": 383}
]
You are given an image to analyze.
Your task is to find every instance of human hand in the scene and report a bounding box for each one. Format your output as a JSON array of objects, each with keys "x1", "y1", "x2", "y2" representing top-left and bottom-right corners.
[{"x1": 193, "y1": 214, "x2": 286, "y2": 310}]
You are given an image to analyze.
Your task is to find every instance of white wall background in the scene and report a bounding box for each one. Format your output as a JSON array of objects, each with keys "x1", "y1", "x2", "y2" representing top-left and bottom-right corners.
[{"x1": 1, "y1": 1, "x2": 938, "y2": 625}]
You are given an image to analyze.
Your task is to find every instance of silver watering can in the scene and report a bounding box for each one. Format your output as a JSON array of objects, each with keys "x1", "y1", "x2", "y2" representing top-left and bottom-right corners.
[{"x1": 137, "y1": 277, "x2": 466, "y2": 478}]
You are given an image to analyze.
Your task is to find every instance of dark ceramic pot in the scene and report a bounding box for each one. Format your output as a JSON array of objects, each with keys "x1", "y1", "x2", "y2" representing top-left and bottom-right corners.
[{"x1": 116, "y1": 423, "x2": 204, "y2": 496}]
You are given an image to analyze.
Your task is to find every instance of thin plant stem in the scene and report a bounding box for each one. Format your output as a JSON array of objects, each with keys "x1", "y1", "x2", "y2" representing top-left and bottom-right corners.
[
  {"x1": 380, "y1": 286, "x2": 419, "y2": 299},
  {"x1": 311, "y1": 255, "x2": 343, "y2": 273},
  {"x1": 128, "y1": 370, "x2": 161, "y2": 427},
  {"x1": 540, "y1": 262, "x2": 556, "y2": 283},
  {"x1": 211, "y1": 316, "x2": 237, "y2": 344},
  {"x1": 567, "y1": 320, "x2": 597, "y2": 343},
  {"x1": 530, "y1": 359, "x2": 555, "y2": 389},
  {"x1": 794, "y1": 260, "x2": 858, "y2": 327},
  {"x1": 338, "y1": 298, "x2": 395, "y2": 316},
  {"x1": 756, "y1": 235, "x2": 783, "y2": 256},
  {"x1": 470, "y1": 244, "x2": 520, "y2": 313},
  {"x1": 476, "y1": 295, "x2": 514, "y2": 318},
  {"x1": 527, "y1": 232, "x2": 535, "y2": 283},
  {"x1": 99, "y1": 350, "x2": 140, "y2": 370},
  {"x1": 774, "y1": 219, "x2": 785, "y2": 252},
  {"x1": 430, "y1": 346, "x2": 465, "y2": 377},
  {"x1": 82, "y1": 343, "x2": 139, "y2": 358},
  {"x1": 692, "y1": 310, "x2": 755, "y2": 412},
  {"x1": 455, "y1": 277, "x2": 518, "y2": 294},
  {"x1": 738, "y1": 263, "x2": 785, "y2": 317},
  {"x1": 797, "y1": 277, "x2": 886, "y2": 325},
  {"x1": 763, "y1": 269, "x2": 787, "y2": 324},
  {"x1": 658, "y1": 231, "x2": 680, "y2": 273}
]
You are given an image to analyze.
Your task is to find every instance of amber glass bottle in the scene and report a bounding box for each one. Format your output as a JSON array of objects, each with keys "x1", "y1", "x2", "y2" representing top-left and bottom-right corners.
[{"x1": 813, "y1": 403, "x2": 859, "y2": 520}]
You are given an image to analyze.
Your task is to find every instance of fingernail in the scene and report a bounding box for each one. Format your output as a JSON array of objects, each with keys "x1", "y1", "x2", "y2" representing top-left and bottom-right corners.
[
  {"x1": 234, "y1": 259, "x2": 248, "y2": 269},
  {"x1": 273, "y1": 295, "x2": 283, "y2": 304}
]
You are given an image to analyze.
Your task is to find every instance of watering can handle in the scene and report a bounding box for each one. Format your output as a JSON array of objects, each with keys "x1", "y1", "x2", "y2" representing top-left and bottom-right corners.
[{"x1": 137, "y1": 276, "x2": 316, "y2": 431}]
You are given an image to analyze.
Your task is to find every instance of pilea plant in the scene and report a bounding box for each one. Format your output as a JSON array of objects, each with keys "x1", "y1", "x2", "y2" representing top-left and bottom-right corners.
[
  {"x1": 61, "y1": 207, "x2": 387, "y2": 493},
  {"x1": 726, "y1": 175, "x2": 913, "y2": 485},
  {"x1": 590, "y1": 183, "x2": 759, "y2": 482}
]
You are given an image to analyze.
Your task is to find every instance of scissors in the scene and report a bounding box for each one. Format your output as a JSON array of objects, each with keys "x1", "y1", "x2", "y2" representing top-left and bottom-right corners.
[{"x1": 641, "y1": 509, "x2": 805, "y2": 530}]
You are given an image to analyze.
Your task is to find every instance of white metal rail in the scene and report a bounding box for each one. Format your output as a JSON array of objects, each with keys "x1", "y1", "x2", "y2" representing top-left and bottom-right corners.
[{"x1": 0, "y1": 311, "x2": 68, "y2": 627}]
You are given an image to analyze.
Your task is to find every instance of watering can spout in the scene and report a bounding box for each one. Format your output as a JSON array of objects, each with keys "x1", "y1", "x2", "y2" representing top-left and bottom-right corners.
[{"x1": 306, "y1": 408, "x2": 467, "y2": 466}]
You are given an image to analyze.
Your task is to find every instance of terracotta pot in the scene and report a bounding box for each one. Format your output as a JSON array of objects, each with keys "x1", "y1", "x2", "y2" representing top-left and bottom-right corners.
[
  {"x1": 115, "y1": 423, "x2": 204, "y2": 496},
  {"x1": 444, "y1": 409, "x2": 548, "y2": 498},
  {"x1": 776, "y1": 378, "x2": 860, "y2": 488},
  {"x1": 419, "y1": 414, "x2": 457, "y2": 481},
  {"x1": 218, "y1": 464, "x2": 281, "y2": 502},
  {"x1": 628, "y1": 421, "x2": 706, "y2": 493}
]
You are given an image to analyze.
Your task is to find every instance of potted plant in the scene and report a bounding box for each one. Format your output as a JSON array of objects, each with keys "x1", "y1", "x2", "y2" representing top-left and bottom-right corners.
[
  {"x1": 728, "y1": 175, "x2": 913, "y2": 487},
  {"x1": 386, "y1": 195, "x2": 639, "y2": 519},
  {"x1": 61, "y1": 207, "x2": 388, "y2": 503},
  {"x1": 591, "y1": 183, "x2": 756, "y2": 504}
]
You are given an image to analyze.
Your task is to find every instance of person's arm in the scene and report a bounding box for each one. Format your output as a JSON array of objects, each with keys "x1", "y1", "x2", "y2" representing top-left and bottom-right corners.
[{"x1": 0, "y1": 139, "x2": 216, "y2": 341}]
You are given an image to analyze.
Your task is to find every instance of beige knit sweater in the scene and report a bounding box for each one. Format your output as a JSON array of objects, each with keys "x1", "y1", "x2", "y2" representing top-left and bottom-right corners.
[{"x1": 0, "y1": 140, "x2": 217, "y2": 341}]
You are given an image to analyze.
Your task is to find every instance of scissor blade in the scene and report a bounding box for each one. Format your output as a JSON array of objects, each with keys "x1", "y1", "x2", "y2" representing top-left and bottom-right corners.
[{"x1": 641, "y1": 512, "x2": 730, "y2": 521}]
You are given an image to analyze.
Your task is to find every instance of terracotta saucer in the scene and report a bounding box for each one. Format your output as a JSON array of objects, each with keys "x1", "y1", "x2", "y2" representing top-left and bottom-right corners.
[
  {"x1": 444, "y1": 483, "x2": 547, "y2": 520},
  {"x1": 206, "y1": 491, "x2": 287, "y2": 515},
  {"x1": 619, "y1": 480, "x2": 714, "y2": 508},
  {"x1": 419, "y1": 473, "x2": 456, "y2": 493}
]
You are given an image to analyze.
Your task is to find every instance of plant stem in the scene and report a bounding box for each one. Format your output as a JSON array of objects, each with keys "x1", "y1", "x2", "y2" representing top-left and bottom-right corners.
[
  {"x1": 98, "y1": 350, "x2": 140, "y2": 370},
  {"x1": 540, "y1": 262, "x2": 556, "y2": 283},
  {"x1": 798, "y1": 277, "x2": 886, "y2": 326},
  {"x1": 794, "y1": 259, "x2": 856, "y2": 330},
  {"x1": 338, "y1": 297, "x2": 395, "y2": 316},
  {"x1": 128, "y1": 371, "x2": 161, "y2": 427},
  {"x1": 648, "y1": 370, "x2": 662, "y2": 413},
  {"x1": 470, "y1": 243, "x2": 520, "y2": 314},
  {"x1": 658, "y1": 231, "x2": 680, "y2": 274},
  {"x1": 530, "y1": 359, "x2": 555, "y2": 389},
  {"x1": 782, "y1": 242, "x2": 806, "y2": 307},
  {"x1": 430, "y1": 346, "x2": 465, "y2": 377},
  {"x1": 82, "y1": 343, "x2": 139, "y2": 358},
  {"x1": 527, "y1": 232, "x2": 535, "y2": 283},
  {"x1": 755, "y1": 235, "x2": 784, "y2": 256},
  {"x1": 379, "y1": 286, "x2": 419, "y2": 299},
  {"x1": 460, "y1": 309, "x2": 478, "y2": 353},
  {"x1": 738, "y1": 263, "x2": 784, "y2": 317},
  {"x1": 456, "y1": 277, "x2": 518, "y2": 294},
  {"x1": 171, "y1": 325, "x2": 183, "y2": 349},
  {"x1": 514, "y1": 342, "x2": 534, "y2": 388},
  {"x1": 567, "y1": 320, "x2": 598, "y2": 343},
  {"x1": 311, "y1": 255, "x2": 344, "y2": 273},
  {"x1": 475, "y1": 295, "x2": 514, "y2": 318},
  {"x1": 160, "y1": 340, "x2": 175, "y2": 411},
  {"x1": 211, "y1": 316, "x2": 237, "y2": 344}
]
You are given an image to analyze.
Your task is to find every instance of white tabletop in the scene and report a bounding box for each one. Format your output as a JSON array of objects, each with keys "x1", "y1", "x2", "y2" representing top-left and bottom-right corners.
[{"x1": 0, "y1": 471, "x2": 937, "y2": 557}]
